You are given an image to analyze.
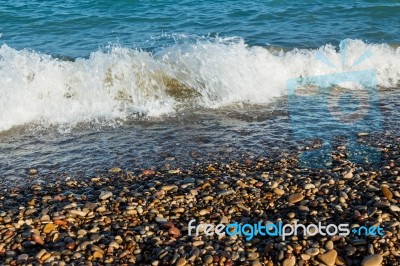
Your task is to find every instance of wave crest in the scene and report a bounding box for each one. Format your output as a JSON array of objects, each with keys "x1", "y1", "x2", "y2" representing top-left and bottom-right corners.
[{"x1": 0, "y1": 38, "x2": 399, "y2": 132}]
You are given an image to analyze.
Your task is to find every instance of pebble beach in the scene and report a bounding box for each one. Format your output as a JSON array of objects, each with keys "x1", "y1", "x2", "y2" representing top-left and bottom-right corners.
[
  {"x1": 1, "y1": 1, "x2": 400, "y2": 266},
  {"x1": 1, "y1": 137, "x2": 399, "y2": 266}
]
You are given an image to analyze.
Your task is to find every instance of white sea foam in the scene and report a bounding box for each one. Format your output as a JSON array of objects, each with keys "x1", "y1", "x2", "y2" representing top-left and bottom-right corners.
[{"x1": 0, "y1": 38, "x2": 399, "y2": 132}]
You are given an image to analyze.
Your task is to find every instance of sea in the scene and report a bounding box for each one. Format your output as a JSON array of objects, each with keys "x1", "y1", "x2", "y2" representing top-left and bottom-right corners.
[{"x1": 0, "y1": 0, "x2": 399, "y2": 184}]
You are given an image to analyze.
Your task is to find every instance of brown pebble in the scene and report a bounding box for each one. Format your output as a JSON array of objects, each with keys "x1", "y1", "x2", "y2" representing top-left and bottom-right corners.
[
  {"x1": 143, "y1": 169, "x2": 155, "y2": 175},
  {"x1": 53, "y1": 219, "x2": 67, "y2": 226},
  {"x1": 176, "y1": 257, "x2": 186, "y2": 266},
  {"x1": 288, "y1": 192, "x2": 304, "y2": 203},
  {"x1": 163, "y1": 221, "x2": 175, "y2": 229},
  {"x1": 66, "y1": 242, "x2": 76, "y2": 250},
  {"x1": 283, "y1": 256, "x2": 296, "y2": 266},
  {"x1": 255, "y1": 182, "x2": 263, "y2": 187},
  {"x1": 93, "y1": 250, "x2": 103, "y2": 259},
  {"x1": 32, "y1": 234, "x2": 44, "y2": 245},
  {"x1": 381, "y1": 186, "x2": 393, "y2": 200},
  {"x1": 169, "y1": 227, "x2": 180, "y2": 238},
  {"x1": 317, "y1": 249, "x2": 337, "y2": 266},
  {"x1": 273, "y1": 188, "x2": 285, "y2": 196},
  {"x1": 361, "y1": 254, "x2": 383, "y2": 266}
]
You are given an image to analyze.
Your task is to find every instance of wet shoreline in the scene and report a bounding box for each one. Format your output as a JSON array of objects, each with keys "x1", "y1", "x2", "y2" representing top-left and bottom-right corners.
[{"x1": 1, "y1": 138, "x2": 399, "y2": 265}]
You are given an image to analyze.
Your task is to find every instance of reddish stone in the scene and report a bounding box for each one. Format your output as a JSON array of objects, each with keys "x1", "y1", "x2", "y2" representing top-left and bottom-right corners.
[
  {"x1": 163, "y1": 221, "x2": 174, "y2": 229},
  {"x1": 255, "y1": 182, "x2": 264, "y2": 187},
  {"x1": 32, "y1": 233, "x2": 44, "y2": 245},
  {"x1": 53, "y1": 195, "x2": 64, "y2": 201},
  {"x1": 142, "y1": 169, "x2": 155, "y2": 175},
  {"x1": 168, "y1": 227, "x2": 180, "y2": 238},
  {"x1": 53, "y1": 219, "x2": 68, "y2": 226},
  {"x1": 66, "y1": 242, "x2": 76, "y2": 250},
  {"x1": 4, "y1": 230, "x2": 14, "y2": 237}
]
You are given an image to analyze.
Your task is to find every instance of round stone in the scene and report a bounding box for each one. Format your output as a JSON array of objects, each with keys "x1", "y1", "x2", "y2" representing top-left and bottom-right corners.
[
  {"x1": 203, "y1": 255, "x2": 213, "y2": 264},
  {"x1": 176, "y1": 257, "x2": 186, "y2": 266},
  {"x1": 273, "y1": 188, "x2": 285, "y2": 196},
  {"x1": 317, "y1": 249, "x2": 337, "y2": 266},
  {"x1": 305, "y1": 248, "x2": 319, "y2": 256},
  {"x1": 288, "y1": 193, "x2": 304, "y2": 203},
  {"x1": 168, "y1": 227, "x2": 180, "y2": 238},
  {"x1": 361, "y1": 254, "x2": 383, "y2": 266}
]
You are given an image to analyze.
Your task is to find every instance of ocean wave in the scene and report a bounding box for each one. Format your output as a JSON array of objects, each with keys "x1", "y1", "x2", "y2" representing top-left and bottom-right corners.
[{"x1": 0, "y1": 38, "x2": 399, "y2": 132}]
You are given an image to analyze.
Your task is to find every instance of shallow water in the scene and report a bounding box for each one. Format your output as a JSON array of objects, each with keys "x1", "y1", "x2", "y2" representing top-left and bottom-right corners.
[{"x1": 0, "y1": 89, "x2": 398, "y2": 184}]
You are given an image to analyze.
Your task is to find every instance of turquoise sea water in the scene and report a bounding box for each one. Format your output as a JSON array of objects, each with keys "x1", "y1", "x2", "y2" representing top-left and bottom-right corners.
[
  {"x1": 1, "y1": 0, "x2": 399, "y2": 57},
  {"x1": 0, "y1": 1, "x2": 399, "y2": 180}
]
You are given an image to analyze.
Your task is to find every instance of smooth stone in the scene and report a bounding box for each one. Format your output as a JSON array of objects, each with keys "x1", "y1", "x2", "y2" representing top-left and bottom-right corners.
[
  {"x1": 43, "y1": 223, "x2": 56, "y2": 234},
  {"x1": 336, "y1": 256, "x2": 346, "y2": 265},
  {"x1": 161, "y1": 185, "x2": 178, "y2": 191},
  {"x1": 217, "y1": 183, "x2": 229, "y2": 189},
  {"x1": 374, "y1": 201, "x2": 390, "y2": 208},
  {"x1": 3, "y1": 217, "x2": 12, "y2": 223},
  {"x1": 317, "y1": 249, "x2": 337, "y2": 266},
  {"x1": 300, "y1": 254, "x2": 310, "y2": 260},
  {"x1": 220, "y1": 216, "x2": 229, "y2": 224},
  {"x1": 155, "y1": 217, "x2": 167, "y2": 223},
  {"x1": 343, "y1": 170, "x2": 353, "y2": 179},
  {"x1": 108, "y1": 167, "x2": 122, "y2": 173},
  {"x1": 36, "y1": 249, "x2": 47, "y2": 259},
  {"x1": 304, "y1": 184, "x2": 315, "y2": 190},
  {"x1": 236, "y1": 203, "x2": 250, "y2": 212},
  {"x1": 17, "y1": 254, "x2": 29, "y2": 262},
  {"x1": 203, "y1": 255, "x2": 213, "y2": 264},
  {"x1": 69, "y1": 210, "x2": 87, "y2": 217},
  {"x1": 199, "y1": 209, "x2": 210, "y2": 216},
  {"x1": 299, "y1": 205, "x2": 309, "y2": 211},
  {"x1": 6, "y1": 251, "x2": 16, "y2": 257},
  {"x1": 99, "y1": 191, "x2": 113, "y2": 200},
  {"x1": 361, "y1": 254, "x2": 383, "y2": 266},
  {"x1": 273, "y1": 188, "x2": 285, "y2": 196},
  {"x1": 305, "y1": 248, "x2": 319, "y2": 256},
  {"x1": 172, "y1": 207, "x2": 185, "y2": 213},
  {"x1": 247, "y1": 252, "x2": 258, "y2": 260},
  {"x1": 32, "y1": 234, "x2": 44, "y2": 245},
  {"x1": 252, "y1": 259, "x2": 262, "y2": 266},
  {"x1": 29, "y1": 168, "x2": 38, "y2": 175},
  {"x1": 53, "y1": 219, "x2": 67, "y2": 226},
  {"x1": 270, "y1": 182, "x2": 279, "y2": 189},
  {"x1": 218, "y1": 190, "x2": 235, "y2": 196},
  {"x1": 136, "y1": 206, "x2": 144, "y2": 214},
  {"x1": 389, "y1": 205, "x2": 400, "y2": 212},
  {"x1": 352, "y1": 239, "x2": 367, "y2": 245},
  {"x1": 325, "y1": 240, "x2": 334, "y2": 250},
  {"x1": 288, "y1": 193, "x2": 304, "y2": 203},
  {"x1": 66, "y1": 242, "x2": 76, "y2": 250},
  {"x1": 176, "y1": 258, "x2": 186, "y2": 266},
  {"x1": 381, "y1": 186, "x2": 393, "y2": 200},
  {"x1": 192, "y1": 241, "x2": 204, "y2": 247},
  {"x1": 283, "y1": 256, "x2": 296, "y2": 266},
  {"x1": 119, "y1": 250, "x2": 130, "y2": 258},
  {"x1": 169, "y1": 227, "x2": 180, "y2": 238},
  {"x1": 93, "y1": 250, "x2": 103, "y2": 259},
  {"x1": 143, "y1": 169, "x2": 155, "y2": 175}
]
